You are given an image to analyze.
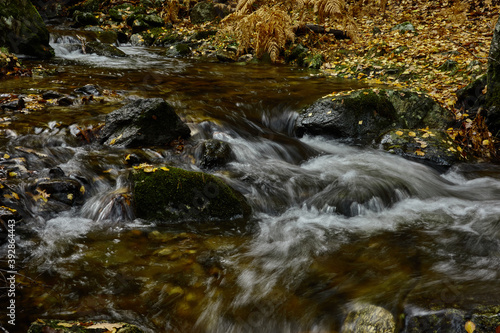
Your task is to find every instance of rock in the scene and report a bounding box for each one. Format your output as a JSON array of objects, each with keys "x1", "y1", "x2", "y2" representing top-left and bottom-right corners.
[
  {"x1": 295, "y1": 89, "x2": 453, "y2": 143},
  {"x1": 166, "y1": 43, "x2": 191, "y2": 57},
  {"x1": 237, "y1": 54, "x2": 253, "y2": 62},
  {"x1": 486, "y1": 15, "x2": 500, "y2": 135},
  {"x1": 216, "y1": 49, "x2": 237, "y2": 62},
  {"x1": 49, "y1": 167, "x2": 65, "y2": 178},
  {"x1": 99, "y1": 98, "x2": 191, "y2": 148},
  {"x1": 143, "y1": 14, "x2": 164, "y2": 27},
  {"x1": 74, "y1": 84, "x2": 101, "y2": 96},
  {"x1": 391, "y1": 22, "x2": 415, "y2": 33},
  {"x1": 42, "y1": 90, "x2": 63, "y2": 100},
  {"x1": 286, "y1": 44, "x2": 308, "y2": 65},
  {"x1": 130, "y1": 33, "x2": 146, "y2": 46},
  {"x1": 341, "y1": 303, "x2": 395, "y2": 333},
  {"x1": 190, "y1": 1, "x2": 217, "y2": 24},
  {"x1": 378, "y1": 129, "x2": 465, "y2": 168},
  {"x1": 1, "y1": 97, "x2": 25, "y2": 110},
  {"x1": 132, "y1": 167, "x2": 251, "y2": 222},
  {"x1": 404, "y1": 308, "x2": 466, "y2": 333},
  {"x1": 27, "y1": 319, "x2": 145, "y2": 333},
  {"x1": 455, "y1": 74, "x2": 487, "y2": 115},
  {"x1": 198, "y1": 139, "x2": 234, "y2": 168},
  {"x1": 0, "y1": 0, "x2": 54, "y2": 58},
  {"x1": 73, "y1": 10, "x2": 99, "y2": 26},
  {"x1": 57, "y1": 96, "x2": 74, "y2": 106},
  {"x1": 85, "y1": 41, "x2": 127, "y2": 57},
  {"x1": 191, "y1": 30, "x2": 217, "y2": 41},
  {"x1": 34, "y1": 178, "x2": 84, "y2": 206},
  {"x1": 108, "y1": 8, "x2": 124, "y2": 21}
]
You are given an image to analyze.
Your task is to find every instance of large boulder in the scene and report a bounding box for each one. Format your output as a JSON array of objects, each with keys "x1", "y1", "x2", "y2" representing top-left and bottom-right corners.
[
  {"x1": 0, "y1": 0, "x2": 54, "y2": 58},
  {"x1": 296, "y1": 89, "x2": 453, "y2": 143},
  {"x1": 100, "y1": 98, "x2": 191, "y2": 148},
  {"x1": 132, "y1": 167, "x2": 251, "y2": 222},
  {"x1": 486, "y1": 16, "x2": 500, "y2": 136}
]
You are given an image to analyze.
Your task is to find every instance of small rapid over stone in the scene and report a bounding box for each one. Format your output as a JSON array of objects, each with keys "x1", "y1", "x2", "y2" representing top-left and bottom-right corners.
[{"x1": 1, "y1": 33, "x2": 500, "y2": 332}]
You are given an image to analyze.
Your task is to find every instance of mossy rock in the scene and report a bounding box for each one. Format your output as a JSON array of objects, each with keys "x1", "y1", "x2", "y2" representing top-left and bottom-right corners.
[
  {"x1": 341, "y1": 304, "x2": 395, "y2": 333},
  {"x1": 486, "y1": 16, "x2": 500, "y2": 135},
  {"x1": 132, "y1": 167, "x2": 251, "y2": 222},
  {"x1": 28, "y1": 319, "x2": 144, "y2": 333},
  {"x1": 190, "y1": 1, "x2": 217, "y2": 24},
  {"x1": 0, "y1": 0, "x2": 54, "y2": 58},
  {"x1": 73, "y1": 10, "x2": 99, "y2": 26},
  {"x1": 296, "y1": 89, "x2": 453, "y2": 143},
  {"x1": 391, "y1": 22, "x2": 415, "y2": 33},
  {"x1": 100, "y1": 98, "x2": 190, "y2": 148},
  {"x1": 85, "y1": 41, "x2": 127, "y2": 57},
  {"x1": 377, "y1": 129, "x2": 466, "y2": 168},
  {"x1": 285, "y1": 44, "x2": 308, "y2": 65}
]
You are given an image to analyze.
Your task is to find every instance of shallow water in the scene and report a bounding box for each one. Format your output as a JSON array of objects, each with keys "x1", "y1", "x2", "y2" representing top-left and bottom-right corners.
[{"x1": 1, "y1": 34, "x2": 500, "y2": 332}]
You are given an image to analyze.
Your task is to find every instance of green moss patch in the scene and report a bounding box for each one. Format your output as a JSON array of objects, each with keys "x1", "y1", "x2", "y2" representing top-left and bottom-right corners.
[{"x1": 132, "y1": 167, "x2": 250, "y2": 222}]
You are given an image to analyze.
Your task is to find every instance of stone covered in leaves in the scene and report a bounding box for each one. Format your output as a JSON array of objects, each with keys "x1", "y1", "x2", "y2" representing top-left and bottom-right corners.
[
  {"x1": 100, "y1": 98, "x2": 190, "y2": 148},
  {"x1": 28, "y1": 319, "x2": 144, "y2": 333},
  {"x1": 378, "y1": 129, "x2": 465, "y2": 168},
  {"x1": 132, "y1": 167, "x2": 250, "y2": 222},
  {"x1": 0, "y1": 0, "x2": 54, "y2": 58},
  {"x1": 295, "y1": 88, "x2": 453, "y2": 143}
]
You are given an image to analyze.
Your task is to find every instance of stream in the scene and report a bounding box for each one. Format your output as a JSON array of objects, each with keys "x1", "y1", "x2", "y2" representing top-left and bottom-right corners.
[{"x1": 1, "y1": 32, "x2": 500, "y2": 332}]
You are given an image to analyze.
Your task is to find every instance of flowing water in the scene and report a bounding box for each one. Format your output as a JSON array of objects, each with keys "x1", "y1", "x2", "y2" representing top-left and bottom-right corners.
[{"x1": 1, "y1": 34, "x2": 500, "y2": 332}]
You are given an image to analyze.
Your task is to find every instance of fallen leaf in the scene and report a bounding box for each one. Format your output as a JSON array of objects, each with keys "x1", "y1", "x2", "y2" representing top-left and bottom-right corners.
[
  {"x1": 67, "y1": 193, "x2": 74, "y2": 201},
  {"x1": 396, "y1": 130, "x2": 404, "y2": 136},
  {"x1": 80, "y1": 186, "x2": 85, "y2": 194},
  {"x1": 408, "y1": 131, "x2": 416, "y2": 137},
  {"x1": 87, "y1": 323, "x2": 125, "y2": 330},
  {"x1": 3, "y1": 154, "x2": 10, "y2": 159},
  {"x1": 465, "y1": 320, "x2": 475, "y2": 333}
]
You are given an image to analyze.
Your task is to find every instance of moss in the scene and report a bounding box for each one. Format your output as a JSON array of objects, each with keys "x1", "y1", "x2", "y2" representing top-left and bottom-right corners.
[
  {"x1": 343, "y1": 89, "x2": 397, "y2": 119},
  {"x1": 304, "y1": 53, "x2": 324, "y2": 69},
  {"x1": 132, "y1": 167, "x2": 250, "y2": 222}
]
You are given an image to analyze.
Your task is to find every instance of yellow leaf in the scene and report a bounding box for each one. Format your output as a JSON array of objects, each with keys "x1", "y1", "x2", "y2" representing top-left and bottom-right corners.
[
  {"x1": 8, "y1": 172, "x2": 17, "y2": 177},
  {"x1": 3, "y1": 194, "x2": 12, "y2": 199},
  {"x1": 160, "y1": 167, "x2": 170, "y2": 171},
  {"x1": 3, "y1": 154, "x2": 10, "y2": 159},
  {"x1": 110, "y1": 138, "x2": 116, "y2": 145},
  {"x1": 415, "y1": 150, "x2": 425, "y2": 156},
  {"x1": 67, "y1": 193, "x2": 74, "y2": 201},
  {"x1": 396, "y1": 130, "x2": 404, "y2": 136},
  {"x1": 422, "y1": 133, "x2": 430, "y2": 138},
  {"x1": 420, "y1": 143, "x2": 428, "y2": 148},
  {"x1": 12, "y1": 192, "x2": 19, "y2": 200},
  {"x1": 144, "y1": 166, "x2": 157, "y2": 173},
  {"x1": 465, "y1": 320, "x2": 475, "y2": 333},
  {"x1": 80, "y1": 186, "x2": 85, "y2": 194},
  {"x1": 125, "y1": 154, "x2": 131, "y2": 160},
  {"x1": 482, "y1": 139, "x2": 490, "y2": 145},
  {"x1": 408, "y1": 131, "x2": 416, "y2": 137},
  {"x1": 87, "y1": 323, "x2": 125, "y2": 330},
  {"x1": 57, "y1": 323, "x2": 74, "y2": 328},
  {"x1": 358, "y1": 120, "x2": 363, "y2": 125}
]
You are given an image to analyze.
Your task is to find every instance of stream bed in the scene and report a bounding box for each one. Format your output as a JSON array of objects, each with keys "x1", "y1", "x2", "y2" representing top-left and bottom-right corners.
[{"x1": 1, "y1": 35, "x2": 500, "y2": 332}]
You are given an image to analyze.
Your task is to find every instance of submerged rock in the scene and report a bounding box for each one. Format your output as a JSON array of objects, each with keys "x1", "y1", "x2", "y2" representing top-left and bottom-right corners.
[
  {"x1": 341, "y1": 303, "x2": 395, "y2": 333},
  {"x1": 27, "y1": 319, "x2": 144, "y2": 333},
  {"x1": 34, "y1": 178, "x2": 85, "y2": 206},
  {"x1": 132, "y1": 167, "x2": 250, "y2": 222},
  {"x1": 74, "y1": 84, "x2": 101, "y2": 96},
  {"x1": 100, "y1": 98, "x2": 191, "y2": 148},
  {"x1": 0, "y1": 0, "x2": 54, "y2": 58},
  {"x1": 198, "y1": 139, "x2": 234, "y2": 169}
]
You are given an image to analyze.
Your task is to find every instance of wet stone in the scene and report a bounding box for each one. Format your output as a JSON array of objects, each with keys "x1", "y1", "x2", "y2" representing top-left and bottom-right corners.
[
  {"x1": 57, "y1": 96, "x2": 74, "y2": 106},
  {"x1": 34, "y1": 178, "x2": 84, "y2": 206},
  {"x1": 42, "y1": 90, "x2": 64, "y2": 100},
  {"x1": 74, "y1": 84, "x2": 102, "y2": 96}
]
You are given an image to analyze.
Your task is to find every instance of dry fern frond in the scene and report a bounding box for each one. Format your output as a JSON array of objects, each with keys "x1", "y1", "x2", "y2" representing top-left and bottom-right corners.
[
  {"x1": 309, "y1": 0, "x2": 346, "y2": 21},
  {"x1": 225, "y1": 5, "x2": 294, "y2": 62},
  {"x1": 160, "y1": 0, "x2": 179, "y2": 23},
  {"x1": 236, "y1": 0, "x2": 257, "y2": 13}
]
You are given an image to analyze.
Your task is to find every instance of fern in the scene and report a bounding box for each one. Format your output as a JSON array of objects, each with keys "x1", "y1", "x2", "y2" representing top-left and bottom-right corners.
[
  {"x1": 236, "y1": 0, "x2": 257, "y2": 13},
  {"x1": 224, "y1": 5, "x2": 294, "y2": 62}
]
